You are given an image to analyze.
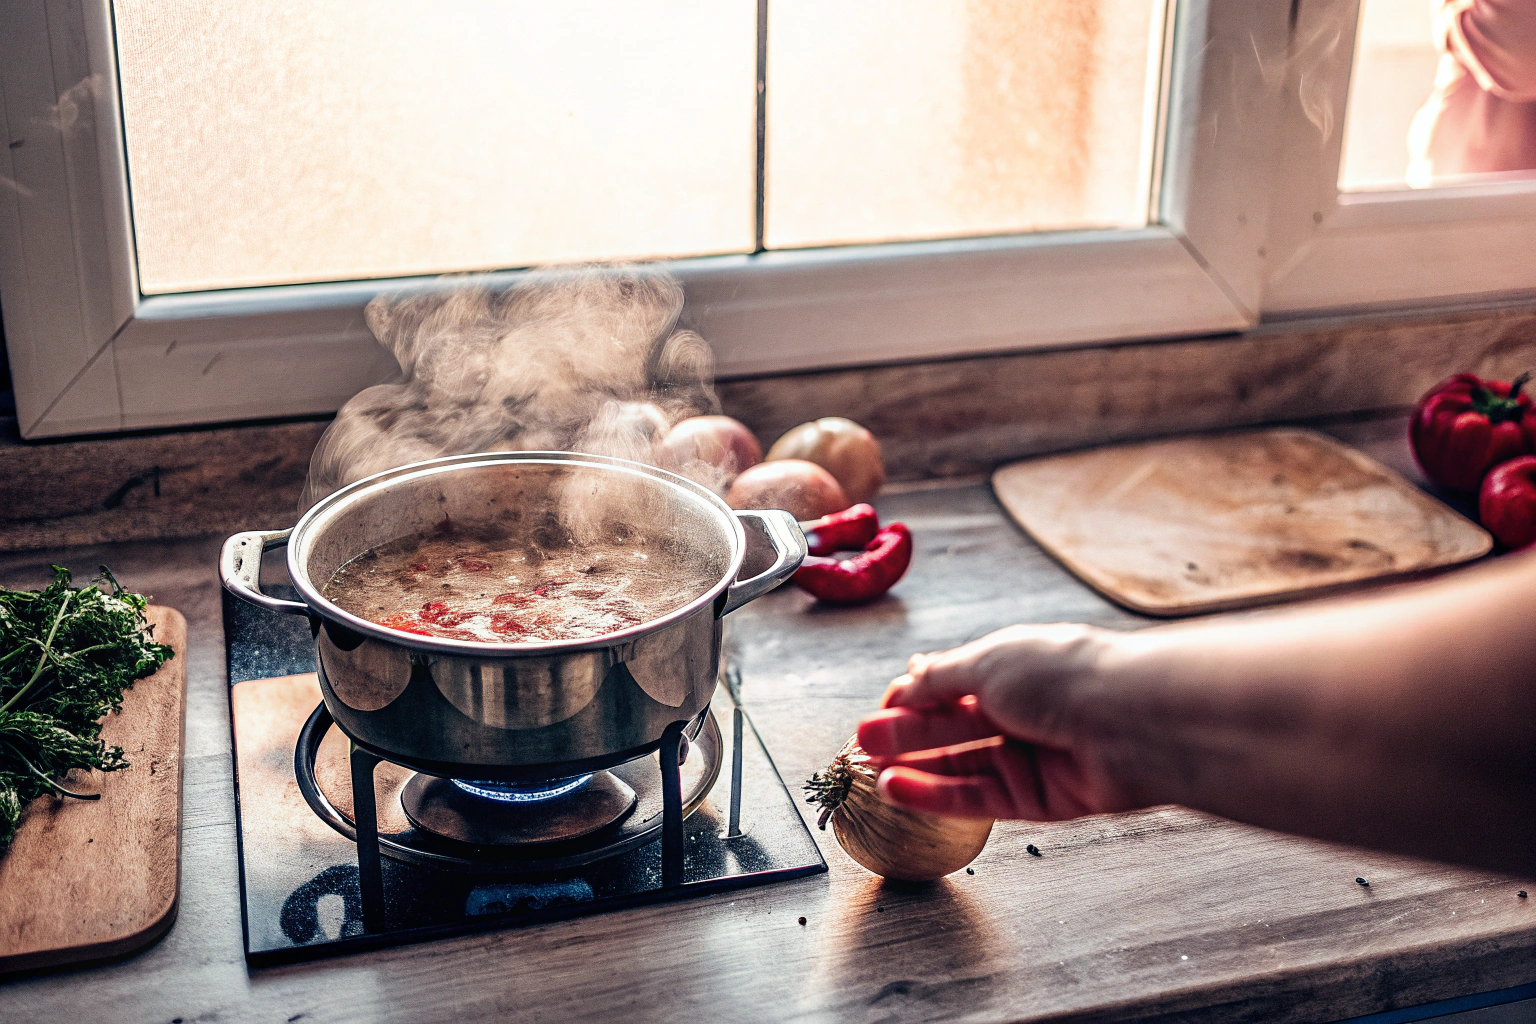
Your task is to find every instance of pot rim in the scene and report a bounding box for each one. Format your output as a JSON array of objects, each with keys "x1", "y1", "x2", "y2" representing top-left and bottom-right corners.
[{"x1": 287, "y1": 450, "x2": 746, "y2": 656}]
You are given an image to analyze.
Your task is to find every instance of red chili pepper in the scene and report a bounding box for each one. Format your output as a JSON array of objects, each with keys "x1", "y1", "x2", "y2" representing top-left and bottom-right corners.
[
  {"x1": 800, "y1": 504, "x2": 879, "y2": 557},
  {"x1": 793, "y1": 522, "x2": 912, "y2": 605},
  {"x1": 1411, "y1": 372, "x2": 1536, "y2": 491},
  {"x1": 1479, "y1": 455, "x2": 1536, "y2": 550}
]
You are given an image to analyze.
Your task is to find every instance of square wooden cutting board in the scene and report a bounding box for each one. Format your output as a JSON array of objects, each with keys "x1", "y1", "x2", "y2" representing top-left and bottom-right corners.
[{"x1": 991, "y1": 428, "x2": 1492, "y2": 616}]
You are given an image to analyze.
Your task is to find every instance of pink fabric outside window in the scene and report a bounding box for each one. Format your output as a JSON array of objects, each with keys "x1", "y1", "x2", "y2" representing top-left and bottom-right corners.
[{"x1": 1407, "y1": 0, "x2": 1536, "y2": 184}]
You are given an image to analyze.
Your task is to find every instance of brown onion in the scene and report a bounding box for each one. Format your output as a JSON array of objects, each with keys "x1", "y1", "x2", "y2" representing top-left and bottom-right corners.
[
  {"x1": 660, "y1": 415, "x2": 763, "y2": 479},
  {"x1": 726, "y1": 459, "x2": 849, "y2": 521},
  {"x1": 805, "y1": 738, "x2": 992, "y2": 882},
  {"x1": 766, "y1": 417, "x2": 885, "y2": 504}
]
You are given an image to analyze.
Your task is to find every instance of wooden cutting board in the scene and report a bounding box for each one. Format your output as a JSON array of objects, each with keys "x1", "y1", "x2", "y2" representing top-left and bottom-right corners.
[
  {"x1": 0, "y1": 606, "x2": 187, "y2": 975},
  {"x1": 991, "y1": 429, "x2": 1492, "y2": 616}
]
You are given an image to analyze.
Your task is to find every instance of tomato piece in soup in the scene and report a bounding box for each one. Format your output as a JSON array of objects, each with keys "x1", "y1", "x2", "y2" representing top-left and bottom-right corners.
[
  {"x1": 418, "y1": 600, "x2": 472, "y2": 626},
  {"x1": 380, "y1": 612, "x2": 433, "y2": 637},
  {"x1": 489, "y1": 613, "x2": 531, "y2": 637}
]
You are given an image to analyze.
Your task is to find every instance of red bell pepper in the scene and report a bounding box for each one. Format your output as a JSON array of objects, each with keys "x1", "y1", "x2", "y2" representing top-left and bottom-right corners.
[
  {"x1": 1479, "y1": 456, "x2": 1536, "y2": 550},
  {"x1": 800, "y1": 504, "x2": 879, "y2": 557},
  {"x1": 793, "y1": 522, "x2": 912, "y2": 604},
  {"x1": 1410, "y1": 372, "x2": 1536, "y2": 491}
]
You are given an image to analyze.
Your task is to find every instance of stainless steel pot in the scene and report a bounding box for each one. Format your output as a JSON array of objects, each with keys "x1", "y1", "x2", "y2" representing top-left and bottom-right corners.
[{"x1": 220, "y1": 452, "x2": 805, "y2": 779}]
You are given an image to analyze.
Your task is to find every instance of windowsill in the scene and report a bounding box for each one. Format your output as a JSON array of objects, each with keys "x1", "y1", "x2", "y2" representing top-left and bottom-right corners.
[{"x1": 2, "y1": 297, "x2": 1535, "y2": 553}]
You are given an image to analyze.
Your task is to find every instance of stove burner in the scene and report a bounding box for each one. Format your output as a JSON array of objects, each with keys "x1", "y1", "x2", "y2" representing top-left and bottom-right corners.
[
  {"x1": 404, "y1": 771, "x2": 637, "y2": 848},
  {"x1": 451, "y1": 776, "x2": 592, "y2": 803},
  {"x1": 294, "y1": 701, "x2": 724, "y2": 874}
]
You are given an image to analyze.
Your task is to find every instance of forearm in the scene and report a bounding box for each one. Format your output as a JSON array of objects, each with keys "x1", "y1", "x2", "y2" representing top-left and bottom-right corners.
[{"x1": 1087, "y1": 554, "x2": 1536, "y2": 873}]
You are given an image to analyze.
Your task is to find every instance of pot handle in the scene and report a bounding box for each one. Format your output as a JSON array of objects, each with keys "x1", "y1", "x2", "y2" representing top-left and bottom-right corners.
[
  {"x1": 723, "y1": 509, "x2": 807, "y2": 615},
  {"x1": 220, "y1": 528, "x2": 310, "y2": 616}
]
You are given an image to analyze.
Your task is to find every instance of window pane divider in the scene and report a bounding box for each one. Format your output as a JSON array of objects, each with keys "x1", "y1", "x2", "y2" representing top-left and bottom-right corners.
[{"x1": 754, "y1": 0, "x2": 767, "y2": 254}]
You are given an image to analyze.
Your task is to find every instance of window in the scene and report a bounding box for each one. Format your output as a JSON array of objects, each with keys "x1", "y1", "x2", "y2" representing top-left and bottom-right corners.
[
  {"x1": 1342, "y1": 0, "x2": 1536, "y2": 192},
  {"x1": 4, "y1": 1, "x2": 1532, "y2": 440},
  {"x1": 1264, "y1": 0, "x2": 1536, "y2": 313},
  {"x1": 114, "y1": 1, "x2": 1169, "y2": 292}
]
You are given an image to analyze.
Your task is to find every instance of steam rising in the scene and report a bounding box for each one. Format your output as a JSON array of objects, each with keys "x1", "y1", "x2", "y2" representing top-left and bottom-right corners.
[
  {"x1": 2, "y1": 74, "x2": 106, "y2": 199},
  {"x1": 300, "y1": 265, "x2": 722, "y2": 512},
  {"x1": 1289, "y1": 21, "x2": 1343, "y2": 144},
  {"x1": 46, "y1": 74, "x2": 107, "y2": 134}
]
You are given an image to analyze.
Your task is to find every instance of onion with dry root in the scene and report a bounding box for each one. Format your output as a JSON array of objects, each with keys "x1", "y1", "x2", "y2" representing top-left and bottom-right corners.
[
  {"x1": 767, "y1": 417, "x2": 885, "y2": 504},
  {"x1": 805, "y1": 737, "x2": 992, "y2": 882}
]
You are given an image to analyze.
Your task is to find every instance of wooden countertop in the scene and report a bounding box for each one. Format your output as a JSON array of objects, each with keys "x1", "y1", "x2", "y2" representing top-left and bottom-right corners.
[{"x1": 0, "y1": 416, "x2": 1531, "y2": 1023}]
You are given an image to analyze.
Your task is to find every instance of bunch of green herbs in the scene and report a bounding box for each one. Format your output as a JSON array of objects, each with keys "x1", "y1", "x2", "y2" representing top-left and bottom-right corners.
[{"x1": 0, "y1": 566, "x2": 173, "y2": 852}]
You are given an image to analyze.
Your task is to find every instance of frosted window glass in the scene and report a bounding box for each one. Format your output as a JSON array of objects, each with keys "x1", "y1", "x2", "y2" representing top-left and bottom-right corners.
[
  {"x1": 1339, "y1": 0, "x2": 1439, "y2": 190},
  {"x1": 762, "y1": 0, "x2": 1163, "y2": 249},
  {"x1": 114, "y1": 1, "x2": 758, "y2": 294}
]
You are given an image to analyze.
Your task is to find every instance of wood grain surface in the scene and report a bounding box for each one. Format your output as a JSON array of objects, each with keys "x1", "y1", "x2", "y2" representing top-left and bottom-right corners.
[
  {"x1": 0, "y1": 420, "x2": 326, "y2": 553},
  {"x1": 992, "y1": 428, "x2": 1492, "y2": 616},
  {"x1": 0, "y1": 606, "x2": 187, "y2": 975},
  {"x1": 0, "y1": 421, "x2": 1531, "y2": 1023}
]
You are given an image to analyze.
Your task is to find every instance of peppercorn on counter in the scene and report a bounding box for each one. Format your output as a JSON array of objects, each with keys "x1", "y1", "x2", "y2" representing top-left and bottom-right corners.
[{"x1": 0, "y1": 417, "x2": 1532, "y2": 1024}]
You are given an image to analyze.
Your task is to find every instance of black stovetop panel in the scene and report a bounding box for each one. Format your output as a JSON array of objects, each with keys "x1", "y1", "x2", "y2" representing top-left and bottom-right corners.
[
  {"x1": 224, "y1": 593, "x2": 825, "y2": 965},
  {"x1": 223, "y1": 584, "x2": 314, "y2": 684}
]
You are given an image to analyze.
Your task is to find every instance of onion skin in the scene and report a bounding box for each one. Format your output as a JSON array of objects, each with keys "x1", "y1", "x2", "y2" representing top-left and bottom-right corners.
[
  {"x1": 727, "y1": 459, "x2": 850, "y2": 521},
  {"x1": 767, "y1": 418, "x2": 885, "y2": 504},
  {"x1": 814, "y1": 740, "x2": 992, "y2": 882},
  {"x1": 660, "y1": 415, "x2": 763, "y2": 478}
]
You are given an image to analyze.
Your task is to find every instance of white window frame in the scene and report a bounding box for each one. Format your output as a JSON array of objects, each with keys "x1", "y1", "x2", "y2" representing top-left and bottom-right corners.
[
  {"x1": 1263, "y1": 0, "x2": 1536, "y2": 315},
  {"x1": 0, "y1": 0, "x2": 1343, "y2": 439}
]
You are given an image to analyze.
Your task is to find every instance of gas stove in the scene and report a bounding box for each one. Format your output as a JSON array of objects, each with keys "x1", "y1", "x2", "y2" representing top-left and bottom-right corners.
[{"x1": 224, "y1": 590, "x2": 825, "y2": 965}]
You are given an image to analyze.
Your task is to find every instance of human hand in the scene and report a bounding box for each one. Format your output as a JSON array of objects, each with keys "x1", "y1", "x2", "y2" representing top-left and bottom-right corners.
[{"x1": 857, "y1": 624, "x2": 1147, "y2": 821}]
